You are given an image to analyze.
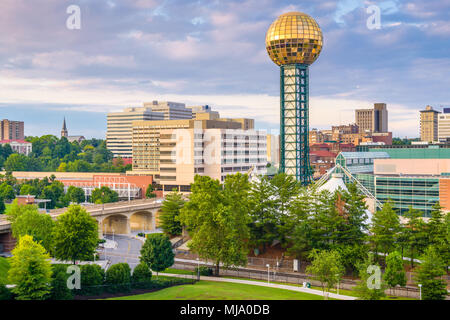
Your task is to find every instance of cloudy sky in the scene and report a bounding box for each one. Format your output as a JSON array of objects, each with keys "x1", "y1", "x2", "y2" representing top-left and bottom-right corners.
[{"x1": 0, "y1": 0, "x2": 449, "y2": 138}]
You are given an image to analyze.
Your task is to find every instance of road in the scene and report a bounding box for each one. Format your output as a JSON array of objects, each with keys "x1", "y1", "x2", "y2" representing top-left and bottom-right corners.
[{"x1": 100, "y1": 235, "x2": 143, "y2": 270}]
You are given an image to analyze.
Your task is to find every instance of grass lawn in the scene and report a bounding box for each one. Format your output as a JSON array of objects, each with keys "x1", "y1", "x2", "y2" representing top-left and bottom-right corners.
[
  {"x1": 109, "y1": 280, "x2": 331, "y2": 300},
  {"x1": 0, "y1": 257, "x2": 10, "y2": 283},
  {"x1": 220, "y1": 276, "x2": 416, "y2": 300},
  {"x1": 163, "y1": 268, "x2": 195, "y2": 275}
]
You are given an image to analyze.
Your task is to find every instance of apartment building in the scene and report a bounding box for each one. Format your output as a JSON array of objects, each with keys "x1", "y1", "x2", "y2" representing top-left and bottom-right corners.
[{"x1": 1, "y1": 119, "x2": 24, "y2": 141}]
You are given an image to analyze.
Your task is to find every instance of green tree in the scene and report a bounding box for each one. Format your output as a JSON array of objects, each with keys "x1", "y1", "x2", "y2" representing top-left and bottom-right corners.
[
  {"x1": 353, "y1": 253, "x2": 386, "y2": 300},
  {"x1": 49, "y1": 264, "x2": 73, "y2": 300},
  {"x1": 131, "y1": 262, "x2": 152, "y2": 288},
  {"x1": 78, "y1": 264, "x2": 105, "y2": 296},
  {"x1": 0, "y1": 182, "x2": 15, "y2": 200},
  {"x1": 52, "y1": 205, "x2": 99, "y2": 264},
  {"x1": 402, "y1": 206, "x2": 428, "y2": 268},
  {"x1": 370, "y1": 201, "x2": 401, "y2": 259},
  {"x1": 0, "y1": 196, "x2": 5, "y2": 215},
  {"x1": 140, "y1": 233, "x2": 174, "y2": 277},
  {"x1": 383, "y1": 251, "x2": 406, "y2": 295},
  {"x1": 65, "y1": 186, "x2": 85, "y2": 204},
  {"x1": 145, "y1": 184, "x2": 156, "y2": 198},
  {"x1": 4, "y1": 154, "x2": 28, "y2": 171},
  {"x1": 426, "y1": 202, "x2": 449, "y2": 269},
  {"x1": 20, "y1": 184, "x2": 38, "y2": 196},
  {"x1": 415, "y1": 246, "x2": 447, "y2": 300},
  {"x1": 248, "y1": 175, "x2": 277, "y2": 252},
  {"x1": 305, "y1": 249, "x2": 344, "y2": 299},
  {"x1": 105, "y1": 263, "x2": 131, "y2": 293},
  {"x1": 7, "y1": 235, "x2": 52, "y2": 300},
  {"x1": 159, "y1": 191, "x2": 185, "y2": 236},
  {"x1": 8, "y1": 203, "x2": 55, "y2": 253},
  {"x1": 91, "y1": 186, "x2": 119, "y2": 204},
  {"x1": 180, "y1": 174, "x2": 250, "y2": 275}
]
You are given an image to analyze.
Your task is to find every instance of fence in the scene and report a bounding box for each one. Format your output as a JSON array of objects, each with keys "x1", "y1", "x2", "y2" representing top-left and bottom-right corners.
[{"x1": 171, "y1": 260, "x2": 427, "y2": 299}]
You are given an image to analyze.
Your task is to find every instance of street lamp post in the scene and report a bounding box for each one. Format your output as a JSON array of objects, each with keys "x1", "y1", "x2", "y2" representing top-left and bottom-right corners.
[
  {"x1": 418, "y1": 284, "x2": 422, "y2": 300},
  {"x1": 112, "y1": 228, "x2": 115, "y2": 243},
  {"x1": 266, "y1": 264, "x2": 270, "y2": 284}
]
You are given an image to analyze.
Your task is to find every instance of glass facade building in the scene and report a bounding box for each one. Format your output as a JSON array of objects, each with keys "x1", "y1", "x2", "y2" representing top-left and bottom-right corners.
[{"x1": 335, "y1": 151, "x2": 447, "y2": 217}]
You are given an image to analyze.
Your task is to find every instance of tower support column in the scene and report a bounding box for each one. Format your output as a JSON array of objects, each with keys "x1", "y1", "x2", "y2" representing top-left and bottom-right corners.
[{"x1": 280, "y1": 63, "x2": 311, "y2": 185}]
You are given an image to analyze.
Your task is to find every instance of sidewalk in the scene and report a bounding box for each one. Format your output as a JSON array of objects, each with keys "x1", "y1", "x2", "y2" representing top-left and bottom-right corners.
[{"x1": 159, "y1": 272, "x2": 356, "y2": 300}]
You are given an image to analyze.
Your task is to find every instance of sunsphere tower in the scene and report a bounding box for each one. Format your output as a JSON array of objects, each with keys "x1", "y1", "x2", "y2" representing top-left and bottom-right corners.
[{"x1": 266, "y1": 12, "x2": 323, "y2": 185}]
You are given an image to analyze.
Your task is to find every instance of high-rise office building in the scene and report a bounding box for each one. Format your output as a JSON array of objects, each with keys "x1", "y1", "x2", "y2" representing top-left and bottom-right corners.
[
  {"x1": 438, "y1": 108, "x2": 450, "y2": 142},
  {"x1": 188, "y1": 105, "x2": 220, "y2": 120},
  {"x1": 355, "y1": 103, "x2": 388, "y2": 134},
  {"x1": 107, "y1": 107, "x2": 165, "y2": 159},
  {"x1": 1, "y1": 119, "x2": 24, "y2": 141},
  {"x1": 131, "y1": 119, "x2": 244, "y2": 173},
  {"x1": 420, "y1": 105, "x2": 440, "y2": 142},
  {"x1": 267, "y1": 134, "x2": 280, "y2": 167},
  {"x1": 153, "y1": 128, "x2": 267, "y2": 193},
  {"x1": 143, "y1": 101, "x2": 193, "y2": 120}
]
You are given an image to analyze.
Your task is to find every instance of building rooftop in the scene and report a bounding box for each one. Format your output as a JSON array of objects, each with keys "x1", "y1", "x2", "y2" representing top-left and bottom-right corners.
[{"x1": 338, "y1": 152, "x2": 390, "y2": 159}]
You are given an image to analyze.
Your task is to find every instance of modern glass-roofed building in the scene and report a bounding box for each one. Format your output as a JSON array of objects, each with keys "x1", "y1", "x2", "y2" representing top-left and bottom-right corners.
[{"x1": 334, "y1": 150, "x2": 450, "y2": 217}]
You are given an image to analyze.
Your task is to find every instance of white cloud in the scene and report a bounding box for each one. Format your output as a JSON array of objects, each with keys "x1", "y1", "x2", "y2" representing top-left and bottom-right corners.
[{"x1": 0, "y1": 74, "x2": 420, "y2": 137}]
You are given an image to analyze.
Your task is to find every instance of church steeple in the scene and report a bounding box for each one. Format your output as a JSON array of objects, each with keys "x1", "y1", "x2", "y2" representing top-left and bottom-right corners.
[{"x1": 61, "y1": 117, "x2": 68, "y2": 138}]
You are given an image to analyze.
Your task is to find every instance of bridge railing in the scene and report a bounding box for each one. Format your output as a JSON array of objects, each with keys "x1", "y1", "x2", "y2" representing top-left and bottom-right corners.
[{"x1": 49, "y1": 198, "x2": 162, "y2": 215}]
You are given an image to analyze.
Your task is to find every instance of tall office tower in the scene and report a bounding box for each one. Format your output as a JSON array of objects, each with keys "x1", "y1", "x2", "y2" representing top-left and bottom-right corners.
[
  {"x1": 107, "y1": 107, "x2": 165, "y2": 159},
  {"x1": 132, "y1": 118, "x2": 245, "y2": 173},
  {"x1": 438, "y1": 108, "x2": 450, "y2": 142},
  {"x1": 143, "y1": 101, "x2": 193, "y2": 120},
  {"x1": 266, "y1": 12, "x2": 323, "y2": 185},
  {"x1": 1, "y1": 119, "x2": 25, "y2": 140},
  {"x1": 355, "y1": 103, "x2": 388, "y2": 134},
  {"x1": 420, "y1": 105, "x2": 440, "y2": 142},
  {"x1": 188, "y1": 105, "x2": 220, "y2": 120}
]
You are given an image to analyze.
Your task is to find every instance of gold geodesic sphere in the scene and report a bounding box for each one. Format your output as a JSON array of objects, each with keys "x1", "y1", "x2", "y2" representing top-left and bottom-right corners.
[{"x1": 266, "y1": 12, "x2": 323, "y2": 66}]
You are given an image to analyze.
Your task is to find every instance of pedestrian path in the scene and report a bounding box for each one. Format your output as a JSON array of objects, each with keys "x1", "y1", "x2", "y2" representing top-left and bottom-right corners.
[{"x1": 159, "y1": 272, "x2": 356, "y2": 300}]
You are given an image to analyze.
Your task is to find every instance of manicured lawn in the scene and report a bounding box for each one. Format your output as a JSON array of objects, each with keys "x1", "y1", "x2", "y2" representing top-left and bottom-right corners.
[
  {"x1": 110, "y1": 280, "x2": 330, "y2": 300},
  {"x1": 221, "y1": 276, "x2": 416, "y2": 300},
  {"x1": 0, "y1": 257, "x2": 10, "y2": 283},
  {"x1": 163, "y1": 268, "x2": 195, "y2": 275}
]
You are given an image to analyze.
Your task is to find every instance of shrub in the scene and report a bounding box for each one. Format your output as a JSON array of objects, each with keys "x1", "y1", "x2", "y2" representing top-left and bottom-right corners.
[
  {"x1": 0, "y1": 282, "x2": 13, "y2": 300},
  {"x1": 49, "y1": 264, "x2": 73, "y2": 300},
  {"x1": 131, "y1": 263, "x2": 152, "y2": 289},
  {"x1": 78, "y1": 264, "x2": 105, "y2": 296},
  {"x1": 194, "y1": 266, "x2": 213, "y2": 276},
  {"x1": 105, "y1": 263, "x2": 131, "y2": 293}
]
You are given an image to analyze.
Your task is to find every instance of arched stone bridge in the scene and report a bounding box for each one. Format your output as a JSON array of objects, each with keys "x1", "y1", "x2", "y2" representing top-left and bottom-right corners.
[{"x1": 0, "y1": 199, "x2": 162, "y2": 252}]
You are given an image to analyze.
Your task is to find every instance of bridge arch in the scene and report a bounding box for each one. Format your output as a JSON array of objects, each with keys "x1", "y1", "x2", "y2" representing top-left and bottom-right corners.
[
  {"x1": 101, "y1": 213, "x2": 130, "y2": 235},
  {"x1": 130, "y1": 210, "x2": 155, "y2": 232}
]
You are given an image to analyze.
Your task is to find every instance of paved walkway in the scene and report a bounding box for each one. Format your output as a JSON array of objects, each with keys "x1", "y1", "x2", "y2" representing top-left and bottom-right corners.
[{"x1": 159, "y1": 273, "x2": 356, "y2": 300}]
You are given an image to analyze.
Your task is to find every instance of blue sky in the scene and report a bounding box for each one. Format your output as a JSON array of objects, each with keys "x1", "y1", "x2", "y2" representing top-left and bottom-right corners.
[{"x1": 0, "y1": 0, "x2": 449, "y2": 138}]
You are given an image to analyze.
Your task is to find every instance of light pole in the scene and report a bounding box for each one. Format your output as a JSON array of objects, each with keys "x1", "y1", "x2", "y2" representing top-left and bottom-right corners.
[
  {"x1": 112, "y1": 228, "x2": 115, "y2": 243},
  {"x1": 196, "y1": 258, "x2": 200, "y2": 281},
  {"x1": 266, "y1": 264, "x2": 270, "y2": 284},
  {"x1": 418, "y1": 284, "x2": 422, "y2": 300}
]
